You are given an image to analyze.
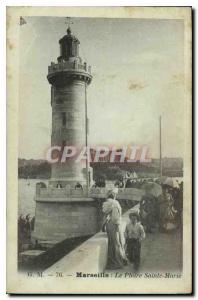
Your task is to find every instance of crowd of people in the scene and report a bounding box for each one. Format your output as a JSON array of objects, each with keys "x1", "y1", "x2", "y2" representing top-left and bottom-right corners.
[
  {"x1": 18, "y1": 214, "x2": 35, "y2": 252},
  {"x1": 102, "y1": 177, "x2": 183, "y2": 271},
  {"x1": 140, "y1": 179, "x2": 183, "y2": 233}
]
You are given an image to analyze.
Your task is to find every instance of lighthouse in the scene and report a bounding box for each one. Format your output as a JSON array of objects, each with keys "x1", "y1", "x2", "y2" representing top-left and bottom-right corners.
[
  {"x1": 48, "y1": 25, "x2": 92, "y2": 188},
  {"x1": 33, "y1": 24, "x2": 98, "y2": 244}
]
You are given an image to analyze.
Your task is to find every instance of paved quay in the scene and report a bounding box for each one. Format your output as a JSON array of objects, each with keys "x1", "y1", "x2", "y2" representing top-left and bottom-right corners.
[{"x1": 106, "y1": 207, "x2": 182, "y2": 274}]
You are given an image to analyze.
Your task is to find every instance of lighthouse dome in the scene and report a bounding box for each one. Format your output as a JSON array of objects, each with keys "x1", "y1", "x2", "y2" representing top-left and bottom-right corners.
[{"x1": 58, "y1": 27, "x2": 80, "y2": 62}]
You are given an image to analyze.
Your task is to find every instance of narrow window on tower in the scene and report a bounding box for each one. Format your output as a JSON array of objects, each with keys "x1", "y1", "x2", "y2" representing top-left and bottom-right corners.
[
  {"x1": 61, "y1": 140, "x2": 66, "y2": 160},
  {"x1": 62, "y1": 112, "x2": 66, "y2": 127}
]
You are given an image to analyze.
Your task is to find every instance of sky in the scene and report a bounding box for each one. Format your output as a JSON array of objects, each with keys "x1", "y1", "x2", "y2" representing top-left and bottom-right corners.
[{"x1": 19, "y1": 16, "x2": 184, "y2": 160}]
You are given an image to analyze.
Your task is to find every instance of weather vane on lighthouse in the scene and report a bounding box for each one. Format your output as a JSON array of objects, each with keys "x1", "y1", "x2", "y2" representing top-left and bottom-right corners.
[{"x1": 65, "y1": 17, "x2": 73, "y2": 33}]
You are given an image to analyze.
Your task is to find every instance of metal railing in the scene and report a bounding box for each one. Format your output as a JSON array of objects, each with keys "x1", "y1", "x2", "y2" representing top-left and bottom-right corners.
[{"x1": 48, "y1": 61, "x2": 91, "y2": 75}]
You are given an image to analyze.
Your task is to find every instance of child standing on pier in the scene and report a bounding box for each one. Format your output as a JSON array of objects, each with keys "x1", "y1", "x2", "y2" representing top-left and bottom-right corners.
[{"x1": 125, "y1": 212, "x2": 145, "y2": 270}]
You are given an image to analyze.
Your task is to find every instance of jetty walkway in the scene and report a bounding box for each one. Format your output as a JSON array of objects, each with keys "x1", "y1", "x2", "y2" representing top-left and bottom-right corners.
[
  {"x1": 44, "y1": 206, "x2": 182, "y2": 276},
  {"x1": 105, "y1": 207, "x2": 182, "y2": 274}
]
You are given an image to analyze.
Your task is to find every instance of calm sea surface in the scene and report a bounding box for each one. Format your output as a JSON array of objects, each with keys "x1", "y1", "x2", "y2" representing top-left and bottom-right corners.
[
  {"x1": 18, "y1": 179, "x2": 48, "y2": 217},
  {"x1": 18, "y1": 178, "x2": 183, "y2": 217}
]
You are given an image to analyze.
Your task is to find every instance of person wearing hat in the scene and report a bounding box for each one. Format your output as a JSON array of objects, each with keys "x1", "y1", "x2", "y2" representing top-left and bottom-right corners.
[{"x1": 124, "y1": 211, "x2": 145, "y2": 270}]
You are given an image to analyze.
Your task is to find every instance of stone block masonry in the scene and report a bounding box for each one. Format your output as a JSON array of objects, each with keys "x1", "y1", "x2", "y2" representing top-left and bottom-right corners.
[{"x1": 33, "y1": 200, "x2": 99, "y2": 242}]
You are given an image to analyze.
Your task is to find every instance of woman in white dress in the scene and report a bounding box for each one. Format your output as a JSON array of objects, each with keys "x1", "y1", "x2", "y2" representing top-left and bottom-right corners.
[{"x1": 102, "y1": 190, "x2": 127, "y2": 269}]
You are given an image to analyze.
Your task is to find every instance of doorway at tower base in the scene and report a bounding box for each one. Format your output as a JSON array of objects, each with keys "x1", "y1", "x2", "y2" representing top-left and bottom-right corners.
[{"x1": 32, "y1": 198, "x2": 101, "y2": 243}]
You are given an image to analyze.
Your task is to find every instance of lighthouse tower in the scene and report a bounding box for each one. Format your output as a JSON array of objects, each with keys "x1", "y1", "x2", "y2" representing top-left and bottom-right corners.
[
  {"x1": 33, "y1": 25, "x2": 98, "y2": 244},
  {"x1": 47, "y1": 25, "x2": 92, "y2": 187}
]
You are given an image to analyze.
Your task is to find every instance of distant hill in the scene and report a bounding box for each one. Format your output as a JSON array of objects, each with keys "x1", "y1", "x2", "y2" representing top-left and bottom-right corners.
[
  {"x1": 90, "y1": 157, "x2": 183, "y2": 179},
  {"x1": 18, "y1": 159, "x2": 51, "y2": 179},
  {"x1": 18, "y1": 157, "x2": 183, "y2": 179},
  {"x1": 18, "y1": 158, "x2": 48, "y2": 167}
]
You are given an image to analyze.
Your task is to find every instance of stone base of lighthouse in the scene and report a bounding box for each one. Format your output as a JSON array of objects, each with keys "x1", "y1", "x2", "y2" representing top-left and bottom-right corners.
[
  {"x1": 32, "y1": 165, "x2": 94, "y2": 243},
  {"x1": 32, "y1": 196, "x2": 100, "y2": 243}
]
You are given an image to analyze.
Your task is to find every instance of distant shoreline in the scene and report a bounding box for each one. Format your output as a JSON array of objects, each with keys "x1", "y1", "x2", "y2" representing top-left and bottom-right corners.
[{"x1": 18, "y1": 157, "x2": 183, "y2": 180}]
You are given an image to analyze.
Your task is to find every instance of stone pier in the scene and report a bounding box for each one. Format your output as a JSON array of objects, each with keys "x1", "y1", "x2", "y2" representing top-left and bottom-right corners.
[{"x1": 43, "y1": 205, "x2": 182, "y2": 276}]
